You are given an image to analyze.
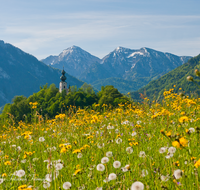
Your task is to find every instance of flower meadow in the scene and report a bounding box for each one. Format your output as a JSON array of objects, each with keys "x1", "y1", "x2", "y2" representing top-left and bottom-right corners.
[{"x1": 0, "y1": 88, "x2": 200, "y2": 190}]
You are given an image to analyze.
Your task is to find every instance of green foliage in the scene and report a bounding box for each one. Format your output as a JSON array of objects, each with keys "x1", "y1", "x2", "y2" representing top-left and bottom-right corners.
[{"x1": 0, "y1": 84, "x2": 131, "y2": 124}]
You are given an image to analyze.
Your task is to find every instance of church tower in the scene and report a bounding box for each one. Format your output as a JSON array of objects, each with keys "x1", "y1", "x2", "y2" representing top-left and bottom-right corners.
[{"x1": 59, "y1": 67, "x2": 68, "y2": 94}]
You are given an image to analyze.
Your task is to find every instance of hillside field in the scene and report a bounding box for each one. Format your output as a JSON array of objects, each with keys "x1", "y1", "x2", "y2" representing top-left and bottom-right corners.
[{"x1": 0, "y1": 88, "x2": 200, "y2": 189}]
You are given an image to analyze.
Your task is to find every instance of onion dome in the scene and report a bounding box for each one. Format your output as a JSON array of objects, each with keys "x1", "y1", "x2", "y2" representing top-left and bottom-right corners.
[{"x1": 60, "y1": 68, "x2": 67, "y2": 82}]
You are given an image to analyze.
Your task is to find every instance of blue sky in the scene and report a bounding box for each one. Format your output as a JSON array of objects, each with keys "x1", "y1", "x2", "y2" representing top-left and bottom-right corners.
[{"x1": 1, "y1": 0, "x2": 200, "y2": 59}]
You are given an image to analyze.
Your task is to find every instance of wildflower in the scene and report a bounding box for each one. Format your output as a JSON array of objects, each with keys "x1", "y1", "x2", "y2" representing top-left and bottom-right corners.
[
  {"x1": 165, "y1": 153, "x2": 174, "y2": 159},
  {"x1": 39, "y1": 137, "x2": 45, "y2": 142},
  {"x1": 126, "y1": 147, "x2": 133, "y2": 154},
  {"x1": 186, "y1": 76, "x2": 193, "y2": 81},
  {"x1": 101, "y1": 157, "x2": 109, "y2": 164},
  {"x1": 173, "y1": 169, "x2": 183, "y2": 179},
  {"x1": 16, "y1": 169, "x2": 25, "y2": 178},
  {"x1": 194, "y1": 159, "x2": 200, "y2": 168},
  {"x1": 121, "y1": 164, "x2": 130, "y2": 172},
  {"x1": 168, "y1": 147, "x2": 176, "y2": 154},
  {"x1": 43, "y1": 181, "x2": 51, "y2": 189},
  {"x1": 63, "y1": 182, "x2": 72, "y2": 190},
  {"x1": 17, "y1": 146, "x2": 22, "y2": 151},
  {"x1": 45, "y1": 174, "x2": 52, "y2": 182},
  {"x1": 179, "y1": 116, "x2": 189, "y2": 123},
  {"x1": 131, "y1": 131, "x2": 137, "y2": 136},
  {"x1": 188, "y1": 128, "x2": 195, "y2": 134},
  {"x1": 179, "y1": 137, "x2": 188, "y2": 147},
  {"x1": 18, "y1": 185, "x2": 27, "y2": 190},
  {"x1": 106, "y1": 151, "x2": 113, "y2": 157},
  {"x1": 172, "y1": 141, "x2": 180, "y2": 148},
  {"x1": 141, "y1": 169, "x2": 148, "y2": 177},
  {"x1": 159, "y1": 147, "x2": 167, "y2": 153},
  {"x1": 96, "y1": 164, "x2": 105, "y2": 171},
  {"x1": 21, "y1": 159, "x2": 27, "y2": 163},
  {"x1": 55, "y1": 163, "x2": 63, "y2": 170},
  {"x1": 115, "y1": 138, "x2": 122, "y2": 144},
  {"x1": 139, "y1": 151, "x2": 146, "y2": 158},
  {"x1": 95, "y1": 187, "x2": 102, "y2": 190},
  {"x1": 0, "y1": 178, "x2": 3, "y2": 184},
  {"x1": 108, "y1": 173, "x2": 117, "y2": 180},
  {"x1": 2, "y1": 173, "x2": 7, "y2": 177},
  {"x1": 97, "y1": 143, "x2": 104, "y2": 148},
  {"x1": 113, "y1": 161, "x2": 121, "y2": 168},
  {"x1": 160, "y1": 175, "x2": 169, "y2": 182},
  {"x1": 131, "y1": 181, "x2": 144, "y2": 190},
  {"x1": 4, "y1": 161, "x2": 11, "y2": 165},
  {"x1": 77, "y1": 153, "x2": 83, "y2": 158}
]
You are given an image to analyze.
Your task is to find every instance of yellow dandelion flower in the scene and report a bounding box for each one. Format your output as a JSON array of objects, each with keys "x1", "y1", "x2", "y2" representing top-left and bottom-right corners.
[
  {"x1": 172, "y1": 141, "x2": 180, "y2": 148},
  {"x1": 179, "y1": 116, "x2": 189, "y2": 123},
  {"x1": 194, "y1": 159, "x2": 200, "y2": 168},
  {"x1": 179, "y1": 137, "x2": 188, "y2": 147}
]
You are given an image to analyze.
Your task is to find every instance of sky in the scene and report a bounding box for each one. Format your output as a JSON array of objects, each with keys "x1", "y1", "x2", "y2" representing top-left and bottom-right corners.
[{"x1": 1, "y1": 0, "x2": 200, "y2": 60}]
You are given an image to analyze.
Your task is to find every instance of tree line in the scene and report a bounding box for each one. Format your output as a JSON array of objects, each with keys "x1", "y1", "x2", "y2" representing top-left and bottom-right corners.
[{"x1": 0, "y1": 83, "x2": 131, "y2": 124}]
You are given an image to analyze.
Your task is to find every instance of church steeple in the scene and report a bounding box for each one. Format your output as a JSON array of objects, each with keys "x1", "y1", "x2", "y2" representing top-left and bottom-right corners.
[{"x1": 59, "y1": 67, "x2": 68, "y2": 94}]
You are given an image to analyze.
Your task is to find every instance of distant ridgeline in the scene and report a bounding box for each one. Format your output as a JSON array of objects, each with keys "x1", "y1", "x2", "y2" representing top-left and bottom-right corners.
[
  {"x1": 0, "y1": 84, "x2": 130, "y2": 124},
  {"x1": 130, "y1": 54, "x2": 200, "y2": 102}
]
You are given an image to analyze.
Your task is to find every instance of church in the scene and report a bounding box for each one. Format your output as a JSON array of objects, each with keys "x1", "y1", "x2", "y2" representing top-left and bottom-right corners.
[{"x1": 59, "y1": 68, "x2": 69, "y2": 94}]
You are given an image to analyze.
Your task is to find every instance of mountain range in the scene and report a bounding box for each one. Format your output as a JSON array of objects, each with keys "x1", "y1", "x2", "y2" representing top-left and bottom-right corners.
[
  {"x1": 0, "y1": 40, "x2": 84, "y2": 108},
  {"x1": 42, "y1": 46, "x2": 191, "y2": 93},
  {"x1": 130, "y1": 54, "x2": 200, "y2": 102}
]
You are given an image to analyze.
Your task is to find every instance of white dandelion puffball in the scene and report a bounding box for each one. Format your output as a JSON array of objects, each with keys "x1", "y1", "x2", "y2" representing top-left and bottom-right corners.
[
  {"x1": 189, "y1": 128, "x2": 195, "y2": 133},
  {"x1": 113, "y1": 161, "x2": 121, "y2": 168},
  {"x1": 77, "y1": 153, "x2": 83, "y2": 158},
  {"x1": 173, "y1": 169, "x2": 183, "y2": 179},
  {"x1": 43, "y1": 181, "x2": 51, "y2": 189},
  {"x1": 159, "y1": 147, "x2": 167, "y2": 153},
  {"x1": 39, "y1": 137, "x2": 45, "y2": 142},
  {"x1": 101, "y1": 157, "x2": 109, "y2": 164},
  {"x1": 16, "y1": 169, "x2": 25, "y2": 178},
  {"x1": 45, "y1": 174, "x2": 52, "y2": 182},
  {"x1": 139, "y1": 151, "x2": 146, "y2": 158},
  {"x1": 17, "y1": 146, "x2": 22, "y2": 151},
  {"x1": 0, "y1": 179, "x2": 3, "y2": 184},
  {"x1": 126, "y1": 147, "x2": 133, "y2": 154},
  {"x1": 21, "y1": 159, "x2": 26, "y2": 163},
  {"x1": 168, "y1": 147, "x2": 176, "y2": 154},
  {"x1": 108, "y1": 173, "x2": 117, "y2": 180},
  {"x1": 55, "y1": 163, "x2": 63, "y2": 170},
  {"x1": 95, "y1": 187, "x2": 102, "y2": 190},
  {"x1": 161, "y1": 175, "x2": 169, "y2": 182},
  {"x1": 165, "y1": 153, "x2": 174, "y2": 159},
  {"x1": 63, "y1": 182, "x2": 72, "y2": 190},
  {"x1": 96, "y1": 164, "x2": 105, "y2": 171},
  {"x1": 141, "y1": 169, "x2": 148, "y2": 177},
  {"x1": 106, "y1": 151, "x2": 113, "y2": 157},
  {"x1": 131, "y1": 181, "x2": 144, "y2": 190},
  {"x1": 116, "y1": 138, "x2": 122, "y2": 144},
  {"x1": 131, "y1": 132, "x2": 137, "y2": 136}
]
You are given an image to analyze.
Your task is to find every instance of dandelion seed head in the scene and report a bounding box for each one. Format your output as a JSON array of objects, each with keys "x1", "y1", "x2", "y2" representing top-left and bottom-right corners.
[
  {"x1": 131, "y1": 181, "x2": 144, "y2": 190},
  {"x1": 108, "y1": 173, "x2": 117, "y2": 180},
  {"x1": 63, "y1": 182, "x2": 72, "y2": 189},
  {"x1": 113, "y1": 161, "x2": 121, "y2": 168},
  {"x1": 96, "y1": 164, "x2": 105, "y2": 171},
  {"x1": 101, "y1": 157, "x2": 109, "y2": 164}
]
